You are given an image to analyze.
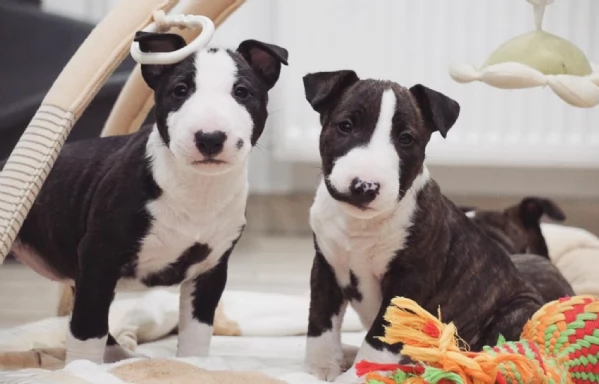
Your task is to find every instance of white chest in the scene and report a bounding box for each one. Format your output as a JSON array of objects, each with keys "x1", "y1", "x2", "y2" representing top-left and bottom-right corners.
[
  {"x1": 310, "y1": 182, "x2": 416, "y2": 328},
  {"x1": 117, "y1": 156, "x2": 249, "y2": 290},
  {"x1": 149, "y1": 197, "x2": 243, "y2": 269}
]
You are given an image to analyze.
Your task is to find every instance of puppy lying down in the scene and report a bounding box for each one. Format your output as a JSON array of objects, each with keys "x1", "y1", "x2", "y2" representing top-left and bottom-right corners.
[{"x1": 462, "y1": 196, "x2": 575, "y2": 302}]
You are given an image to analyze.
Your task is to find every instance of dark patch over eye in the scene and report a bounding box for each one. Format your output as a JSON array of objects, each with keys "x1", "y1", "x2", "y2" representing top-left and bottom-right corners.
[
  {"x1": 172, "y1": 83, "x2": 188, "y2": 98},
  {"x1": 234, "y1": 84, "x2": 250, "y2": 99},
  {"x1": 398, "y1": 132, "x2": 414, "y2": 147},
  {"x1": 337, "y1": 120, "x2": 352, "y2": 135}
]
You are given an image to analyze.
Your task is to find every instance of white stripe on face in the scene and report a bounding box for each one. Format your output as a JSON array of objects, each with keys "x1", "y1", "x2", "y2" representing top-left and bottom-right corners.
[
  {"x1": 370, "y1": 89, "x2": 397, "y2": 153},
  {"x1": 328, "y1": 89, "x2": 401, "y2": 218},
  {"x1": 166, "y1": 50, "x2": 253, "y2": 174}
]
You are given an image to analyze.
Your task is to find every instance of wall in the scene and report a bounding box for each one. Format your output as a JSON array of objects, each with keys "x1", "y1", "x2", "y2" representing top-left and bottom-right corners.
[
  {"x1": 42, "y1": 0, "x2": 120, "y2": 22},
  {"x1": 41, "y1": 0, "x2": 599, "y2": 197},
  {"x1": 271, "y1": 0, "x2": 599, "y2": 167}
]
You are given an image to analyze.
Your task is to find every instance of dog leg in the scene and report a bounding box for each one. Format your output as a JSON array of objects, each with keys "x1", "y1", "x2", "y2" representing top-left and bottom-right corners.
[
  {"x1": 304, "y1": 252, "x2": 348, "y2": 382},
  {"x1": 177, "y1": 255, "x2": 230, "y2": 357},
  {"x1": 104, "y1": 334, "x2": 147, "y2": 363},
  {"x1": 335, "y1": 296, "x2": 405, "y2": 383},
  {"x1": 66, "y1": 238, "x2": 120, "y2": 364}
]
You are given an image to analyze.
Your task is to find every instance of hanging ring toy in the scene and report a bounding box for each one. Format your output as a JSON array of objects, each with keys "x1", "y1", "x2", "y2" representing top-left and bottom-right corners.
[
  {"x1": 449, "y1": 0, "x2": 599, "y2": 108},
  {"x1": 130, "y1": 11, "x2": 215, "y2": 65}
]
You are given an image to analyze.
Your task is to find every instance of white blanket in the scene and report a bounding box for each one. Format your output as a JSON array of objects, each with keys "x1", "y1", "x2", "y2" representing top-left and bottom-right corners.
[
  {"x1": 0, "y1": 223, "x2": 597, "y2": 383},
  {"x1": 0, "y1": 290, "x2": 365, "y2": 384},
  {"x1": 0, "y1": 290, "x2": 364, "y2": 354},
  {"x1": 0, "y1": 332, "x2": 366, "y2": 384}
]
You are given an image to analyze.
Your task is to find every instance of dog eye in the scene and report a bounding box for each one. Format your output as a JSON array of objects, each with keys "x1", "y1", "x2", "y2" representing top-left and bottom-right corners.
[
  {"x1": 398, "y1": 133, "x2": 414, "y2": 147},
  {"x1": 337, "y1": 120, "x2": 353, "y2": 134},
  {"x1": 234, "y1": 86, "x2": 249, "y2": 99},
  {"x1": 173, "y1": 84, "x2": 188, "y2": 98}
]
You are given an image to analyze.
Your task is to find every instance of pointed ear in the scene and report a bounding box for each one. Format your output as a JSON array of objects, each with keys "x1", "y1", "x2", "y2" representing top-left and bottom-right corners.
[
  {"x1": 409, "y1": 84, "x2": 460, "y2": 138},
  {"x1": 134, "y1": 31, "x2": 187, "y2": 90},
  {"x1": 237, "y1": 40, "x2": 288, "y2": 90},
  {"x1": 303, "y1": 70, "x2": 359, "y2": 114},
  {"x1": 518, "y1": 197, "x2": 566, "y2": 225}
]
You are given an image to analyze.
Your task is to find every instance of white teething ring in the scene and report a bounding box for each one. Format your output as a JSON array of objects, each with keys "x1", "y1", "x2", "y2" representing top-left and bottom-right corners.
[{"x1": 130, "y1": 13, "x2": 215, "y2": 65}]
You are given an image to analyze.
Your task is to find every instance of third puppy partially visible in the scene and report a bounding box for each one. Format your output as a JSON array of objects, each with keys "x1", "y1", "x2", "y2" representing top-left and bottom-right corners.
[
  {"x1": 462, "y1": 196, "x2": 566, "y2": 258},
  {"x1": 462, "y1": 197, "x2": 574, "y2": 302}
]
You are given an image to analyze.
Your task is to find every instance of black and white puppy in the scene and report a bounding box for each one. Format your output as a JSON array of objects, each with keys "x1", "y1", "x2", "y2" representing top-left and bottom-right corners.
[
  {"x1": 302, "y1": 71, "x2": 543, "y2": 383},
  {"x1": 2, "y1": 33, "x2": 288, "y2": 364},
  {"x1": 461, "y1": 198, "x2": 574, "y2": 302}
]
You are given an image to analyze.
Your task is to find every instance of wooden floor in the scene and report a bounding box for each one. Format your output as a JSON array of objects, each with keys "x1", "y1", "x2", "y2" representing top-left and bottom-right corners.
[{"x1": 0, "y1": 236, "x2": 315, "y2": 329}]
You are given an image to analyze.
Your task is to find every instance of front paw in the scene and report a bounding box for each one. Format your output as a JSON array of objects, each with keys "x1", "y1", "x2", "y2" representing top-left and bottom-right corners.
[
  {"x1": 304, "y1": 360, "x2": 342, "y2": 382},
  {"x1": 104, "y1": 344, "x2": 147, "y2": 363},
  {"x1": 305, "y1": 334, "x2": 344, "y2": 381},
  {"x1": 333, "y1": 367, "x2": 361, "y2": 384}
]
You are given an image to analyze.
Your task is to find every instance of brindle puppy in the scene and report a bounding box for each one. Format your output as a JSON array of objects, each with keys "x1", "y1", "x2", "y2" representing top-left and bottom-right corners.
[
  {"x1": 462, "y1": 198, "x2": 574, "y2": 303},
  {"x1": 302, "y1": 70, "x2": 543, "y2": 383}
]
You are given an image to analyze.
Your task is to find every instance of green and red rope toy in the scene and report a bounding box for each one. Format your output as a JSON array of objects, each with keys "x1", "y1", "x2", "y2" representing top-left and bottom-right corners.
[{"x1": 357, "y1": 295, "x2": 599, "y2": 384}]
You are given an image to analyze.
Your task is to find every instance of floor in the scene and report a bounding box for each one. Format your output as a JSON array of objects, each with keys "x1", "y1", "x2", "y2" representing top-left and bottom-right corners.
[{"x1": 0, "y1": 236, "x2": 315, "y2": 329}]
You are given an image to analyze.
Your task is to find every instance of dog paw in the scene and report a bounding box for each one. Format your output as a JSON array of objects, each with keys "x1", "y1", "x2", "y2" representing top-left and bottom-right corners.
[
  {"x1": 304, "y1": 362, "x2": 342, "y2": 382},
  {"x1": 333, "y1": 367, "x2": 361, "y2": 383},
  {"x1": 104, "y1": 344, "x2": 147, "y2": 363},
  {"x1": 116, "y1": 331, "x2": 138, "y2": 351}
]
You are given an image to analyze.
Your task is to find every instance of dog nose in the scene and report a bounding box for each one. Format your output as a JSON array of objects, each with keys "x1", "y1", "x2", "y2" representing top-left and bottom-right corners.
[
  {"x1": 349, "y1": 177, "x2": 380, "y2": 205},
  {"x1": 195, "y1": 131, "x2": 227, "y2": 157}
]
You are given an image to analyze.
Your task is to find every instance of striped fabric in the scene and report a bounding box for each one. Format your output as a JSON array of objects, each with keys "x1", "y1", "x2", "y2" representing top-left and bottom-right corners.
[{"x1": 0, "y1": 105, "x2": 74, "y2": 262}]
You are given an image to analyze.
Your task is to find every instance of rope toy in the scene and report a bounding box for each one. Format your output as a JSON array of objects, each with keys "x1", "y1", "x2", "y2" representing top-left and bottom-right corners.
[{"x1": 357, "y1": 295, "x2": 599, "y2": 384}]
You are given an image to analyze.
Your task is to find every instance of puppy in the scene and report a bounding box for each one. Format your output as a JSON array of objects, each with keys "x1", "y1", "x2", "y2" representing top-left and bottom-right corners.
[
  {"x1": 302, "y1": 71, "x2": 543, "y2": 382},
  {"x1": 461, "y1": 198, "x2": 574, "y2": 302},
  {"x1": 1, "y1": 32, "x2": 288, "y2": 364},
  {"x1": 461, "y1": 197, "x2": 566, "y2": 258}
]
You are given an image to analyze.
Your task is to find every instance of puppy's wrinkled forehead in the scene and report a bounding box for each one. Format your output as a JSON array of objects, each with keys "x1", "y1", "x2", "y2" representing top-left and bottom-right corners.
[
  {"x1": 156, "y1": 48, "x2": 266, "y2": 100},
  {"x1": 195, "y1": 49, "x2": 267, "y2": 93},
  {"x1": 329, "y1": 80, "x2": 422, "y2": 131}
]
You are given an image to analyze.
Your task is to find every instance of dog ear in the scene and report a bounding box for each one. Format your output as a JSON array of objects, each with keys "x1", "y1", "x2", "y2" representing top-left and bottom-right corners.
[
  {"x1": 519, "y1": 197, "x2": 566, "y2": 225},
  {"x1": 237, "y1": 40, "x2": 288, "y2": 90},
  {"x1": 409, "y1": 84, "x2": 460, "y2": 138},
  {"x1": 303, "y1": 70, "x2": 359, "y2": 114},
  {"x1": 134, "y1": 32, "x2": 187, "y2": 90}
]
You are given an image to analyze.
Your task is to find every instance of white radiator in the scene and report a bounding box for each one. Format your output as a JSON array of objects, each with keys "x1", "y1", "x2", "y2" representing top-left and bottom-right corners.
[
  {"x1": 270, "y1": 0, "x2": 599, "y2": 168},
  {"x1": 42, "y1": 0, "x2": 599, "y2": 168}
]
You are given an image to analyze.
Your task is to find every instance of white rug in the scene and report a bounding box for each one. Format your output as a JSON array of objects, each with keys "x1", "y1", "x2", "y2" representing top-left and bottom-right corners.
[{"x1": 0, "y1": 223, "x2": 597, "y2": 383}]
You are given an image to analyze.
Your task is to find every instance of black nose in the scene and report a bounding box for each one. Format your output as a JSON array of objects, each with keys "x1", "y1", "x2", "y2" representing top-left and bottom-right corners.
[
  {"x1": 195, "y1": 131, "x2": 227, "y2": 157},
  {"x1": 349, "y1": 177, "x2": 380, "y2": 205}
]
